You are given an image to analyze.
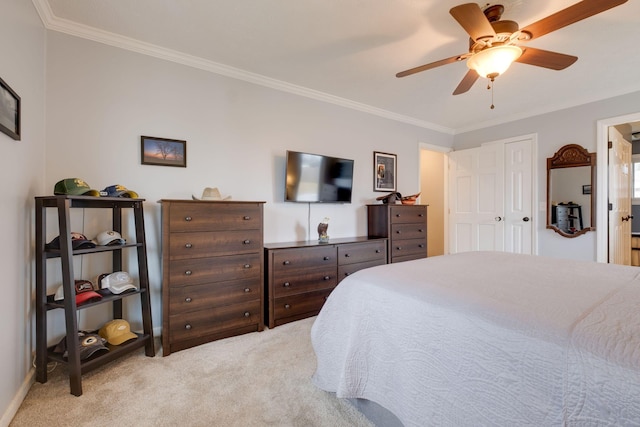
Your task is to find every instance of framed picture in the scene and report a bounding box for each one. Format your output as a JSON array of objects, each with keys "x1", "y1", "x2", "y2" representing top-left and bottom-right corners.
[
  {"x1": 141, "y1": 135, "x2": 187, "y2": 167},
  {"x1": 374, "y1": 151, "x2": 397, "y2": 192},
  {"x1": 582, "y1": 184, "x2": 591, "y2": 195},
  {"x1": 0, "y1": 77, "x2": 20, "y2": 141}
]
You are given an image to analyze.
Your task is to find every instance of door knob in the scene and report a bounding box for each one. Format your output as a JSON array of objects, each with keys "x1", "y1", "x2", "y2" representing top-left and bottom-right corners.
[
  {"x1": 523, "y1": 217, "x2": 530, "y2": 222},
  {"x1": 495, "y1": 216, "x2": 502, "y2": 222}
]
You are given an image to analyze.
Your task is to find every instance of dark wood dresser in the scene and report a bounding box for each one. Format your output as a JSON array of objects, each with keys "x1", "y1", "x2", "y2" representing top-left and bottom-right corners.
[
  {"x1": 264, "y1": 237, "x2": 387, "y2": 328},
  {"x1": 160, "y1": 200, "x2": 265, "y2": 355},
  {"x1": 367, "y1": 204, "x2": 428, "y2": 263}
]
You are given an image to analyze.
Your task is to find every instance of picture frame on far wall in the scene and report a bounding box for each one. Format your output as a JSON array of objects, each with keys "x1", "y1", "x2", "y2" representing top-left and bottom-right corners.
[
  {"x1": 374, "y1": 151, "x2": 397, "y2": 192},
  {"x1": 0, "y1": 76, "x2": 20, "y2": 141},
  {"x1": 141, "y1": 135, "x2": 187, "y2": 167}
]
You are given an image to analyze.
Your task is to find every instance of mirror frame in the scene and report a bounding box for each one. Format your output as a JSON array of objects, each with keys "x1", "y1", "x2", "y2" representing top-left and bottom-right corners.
[{"x1": 546, "y1": 144, "x2": 596, "y2": 238}]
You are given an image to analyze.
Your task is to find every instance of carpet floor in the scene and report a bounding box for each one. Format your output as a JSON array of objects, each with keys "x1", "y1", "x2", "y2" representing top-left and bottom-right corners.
[{"x1": 10, "y1": 317, "x2": 373, "y2": 427}]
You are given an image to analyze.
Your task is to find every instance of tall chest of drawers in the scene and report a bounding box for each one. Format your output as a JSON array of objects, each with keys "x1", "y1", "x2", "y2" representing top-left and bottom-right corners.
[
  {"x1": 160, "y1": 200, "x2": 265, "y2": 355},
  {"x1": 367, "y1": 204, "x2": 428, "y2": 263},
  {"x1": 264, "y1": 237, "x2": 387, "y2": 328}
]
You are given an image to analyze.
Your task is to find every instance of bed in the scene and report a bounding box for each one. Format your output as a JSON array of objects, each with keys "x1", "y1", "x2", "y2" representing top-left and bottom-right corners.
[{"x1": 311, "y1": 251, "x2": 640, "y2": 426}]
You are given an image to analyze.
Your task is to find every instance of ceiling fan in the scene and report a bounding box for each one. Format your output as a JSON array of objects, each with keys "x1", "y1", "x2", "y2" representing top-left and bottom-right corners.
[{"x1": 396, "y1": 0, "x2": 628, "y2": 98}]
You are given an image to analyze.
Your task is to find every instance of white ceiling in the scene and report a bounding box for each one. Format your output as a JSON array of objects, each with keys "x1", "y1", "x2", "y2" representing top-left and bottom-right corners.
[{"x1": 35, "y1": 0, "x2": 640, "y2": 134}]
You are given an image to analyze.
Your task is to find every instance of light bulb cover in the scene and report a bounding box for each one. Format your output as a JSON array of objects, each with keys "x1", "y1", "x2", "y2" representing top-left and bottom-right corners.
[{"x1": 467, "y1": 45, "x2": 523, "y2": 78}]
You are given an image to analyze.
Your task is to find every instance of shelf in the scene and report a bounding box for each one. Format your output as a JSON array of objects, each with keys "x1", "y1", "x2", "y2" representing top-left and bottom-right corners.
[
  {"x1": 45, "y1": 289, "x2": 147, "y2": 311},
  {"x1": 44, "y1": 242, "x2": 143, "y2": 259},
  {"x1": 47, "y1": 333, "x2": 152, "y2": 375}
]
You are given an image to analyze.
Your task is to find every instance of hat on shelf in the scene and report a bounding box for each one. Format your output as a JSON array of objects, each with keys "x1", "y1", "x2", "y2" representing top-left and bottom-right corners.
[
  {"x1": 98, "y1": 319, "x2": 138, "y2": 346},
  {"x1": 53, "y1": 178, "x2": 101, "y2": 197},
  {"x1": 46, "y1": 232, "x2": 97, "y2": 250},
  {"x1": 53, "y1": 331, "x2": 109, "y2": 360},
  {"x1": 96, "y1": 271, "x2": 138, "y2": 295},
  {"x1": 101, "y1": 184, "x2": 139, "y2": 198},
  {"x1": 94, "y1": 230, "x2": 126, "y2": 246},
  {"x1": 192, "y1": 187, "x2": 232, "y2": 201},
  {"x1": 54, "y1": 279, "x2": 103, "y2": 305}
]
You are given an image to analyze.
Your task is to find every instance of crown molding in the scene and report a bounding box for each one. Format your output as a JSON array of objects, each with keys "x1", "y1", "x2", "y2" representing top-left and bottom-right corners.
[{"x1": 31, "y1": 0, "x2": 453, "y2": 135}]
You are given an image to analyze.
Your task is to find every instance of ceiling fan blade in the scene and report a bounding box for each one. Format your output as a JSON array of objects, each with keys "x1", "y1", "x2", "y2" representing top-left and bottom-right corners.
[
  {"x1": 396, "y1": 54, "x2": 467, "y2": 78},
  {"x1": 516, "y1": 47, "x2": 578, "y2": 70},
  {"x1": 449, "y1": 3, "x2": 496, "y2": 42},
  {"x1": 453, "y1": 70, "x2": 479, "y2": 95},
  {"x1": 520, "y1": 0, "x2": 628, "y2": 40}
]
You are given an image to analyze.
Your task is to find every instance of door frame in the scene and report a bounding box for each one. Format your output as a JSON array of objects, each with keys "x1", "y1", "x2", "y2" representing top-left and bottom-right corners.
[{"x1": 596, "y1": 111, "x2": 640, "y2": 262}]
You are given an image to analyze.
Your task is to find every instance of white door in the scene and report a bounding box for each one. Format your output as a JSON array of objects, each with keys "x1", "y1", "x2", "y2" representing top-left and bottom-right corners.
[
  {"x1": 504, "y1": 139, "x2": 533, "y2": 254},
  {"x1": 608, "y1": 126, "x2": 632, "y2": 265},
  {"x1": 448, "y1": 144, "x2": 504, "y2": 253}
]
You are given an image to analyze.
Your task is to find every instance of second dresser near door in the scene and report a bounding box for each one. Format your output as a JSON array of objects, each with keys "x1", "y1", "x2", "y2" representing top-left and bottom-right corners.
[{"x1": 367, "y1": 204, "x2": 428, "y2": 263}]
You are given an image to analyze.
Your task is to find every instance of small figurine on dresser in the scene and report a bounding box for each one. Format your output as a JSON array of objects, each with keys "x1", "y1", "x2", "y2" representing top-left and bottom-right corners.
[{"x1": 318, "y1": 217, "x2": 330, "y2": 243}]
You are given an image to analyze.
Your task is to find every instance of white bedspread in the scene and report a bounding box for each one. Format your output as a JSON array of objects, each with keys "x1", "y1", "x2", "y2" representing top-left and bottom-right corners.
[{"x1": 311, "y1": 251, "x2": 640, "y2": 426}]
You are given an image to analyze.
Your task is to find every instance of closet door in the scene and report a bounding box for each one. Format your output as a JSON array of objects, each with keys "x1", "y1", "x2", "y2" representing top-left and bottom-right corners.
[{"x1": 504, "y1": 139, "x2": 533, "y2": 254}]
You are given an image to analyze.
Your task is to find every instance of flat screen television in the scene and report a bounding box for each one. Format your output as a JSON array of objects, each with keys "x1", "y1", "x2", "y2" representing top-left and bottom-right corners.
[{"x1": 285, "y1": 150, "x2": 354, "y2": 203}]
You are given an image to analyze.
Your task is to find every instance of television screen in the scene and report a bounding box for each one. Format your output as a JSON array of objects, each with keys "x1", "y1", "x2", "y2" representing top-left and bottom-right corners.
[{"x1": 285, "y1": 151, "x2": 354, "y2": 203}]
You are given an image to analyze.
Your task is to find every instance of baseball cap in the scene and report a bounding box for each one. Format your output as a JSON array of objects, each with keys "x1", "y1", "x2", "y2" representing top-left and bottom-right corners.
[
  {"x1": 54, "y1": 279, "x2": 103, "y2": 305},
  {"x1": 53, "y1": 331, "x2": 109, "y2": 360},
  {"x1": 97, "y1": 271, "x2": 138, "y2": 295},
  {"x1": 99, "y1": 319, "x2": 138, "y2": 345},
  {"x1": 53, "y1": 178, "x2": 100, "y2": 197},
  {"x1": 46, "y1": 232, "x2": 96, "y2": 250},
  {"x1": 101, "y1": 185, "x2": 139, "y2": 198},
  {"x1": 94, "y1": 230, "x2": 126, "y2": 246}
]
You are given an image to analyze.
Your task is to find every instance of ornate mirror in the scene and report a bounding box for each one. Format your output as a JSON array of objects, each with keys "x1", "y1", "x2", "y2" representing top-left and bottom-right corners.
[{"x1": 547, "y1": 144, "x2": 596, "y2": 238}]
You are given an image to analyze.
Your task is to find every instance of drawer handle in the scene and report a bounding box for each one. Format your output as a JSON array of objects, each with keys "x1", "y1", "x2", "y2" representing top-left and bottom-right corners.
[
  {"x1": 185, "y1": 270, "x2": 192, "y2": 276},
  {"x1": 283, "y1": 260, "x2": 290, "y2": 265},
  {"x1": 344, "y1": 253, "x2": 350, "y2": 258},
  {"x1": 396, "y1": 247, "x2": 402, "y2": 251},
  {"x1": 395, "y1": 214, "x2": 401, "y2": 217},
  {"x1": 185, "y1": 243, "x2": 192, "y2": 249},
  {"x1": 323, "y1": 256, "x2": 330, "y2": 261},
  {"x1": 419, "y1": 214, "x2": 424, "y2": 217},
  {"x1": 283, "y1": 282, "x2": 291, "y2": 287},
  {"x1": 419, "y1": 229, "x2": 424, "y2": 233},
  {"x1": 185, "y1": 323, "x2": 192, "y2": 330},
  {"x1": 244, "y1": 312, "x2": 250, "y2": 317},
  {"x1": 243, "y1": 264, "x2": 251, "y2": 269},
  {"x1": 185, "y1": 297, "x2": 192, "y2": 303},
  {"x1": 185, "y1": 216, "x2": 192, "y2": 222},
  {"x1": 345, "y1": 272, "x2": 350, "y2": 276},
  {"x1": 396, "y1": 230, "x2": 401, "y2": 234},
  {"x1": 243, "y1": 216, "x2": 251, "y2": 220},
  {"x1": 244, "y1": 288, "x2": 251, "y2": 293},
  {"x1": 243, "y1": 239, "x2": 251, "y2": 244},
  {"x1": 284, "y1": 304, "x2": 291, "y2": 309},
  {"x1": 419, "y1": 244, "x2": 425, "y2": 248},
  {"x1": 375, "y1": 249, "x2": 381, "y2": 253},
  {"x1": 323, "y1": 276, "x2": 331, "y2": 281}
]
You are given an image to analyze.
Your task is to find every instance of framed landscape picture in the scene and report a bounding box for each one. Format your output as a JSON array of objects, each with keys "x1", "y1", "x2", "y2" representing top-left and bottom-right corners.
[
  {"x1": 141, "y1": 136, "x2": 186, "y2": 167},
  {"x1": 0, "y1": 77, "x2": 20, "y2": 141},
  {"x1": 374, "y1": 151, "x2": 397, "y2": 192}
]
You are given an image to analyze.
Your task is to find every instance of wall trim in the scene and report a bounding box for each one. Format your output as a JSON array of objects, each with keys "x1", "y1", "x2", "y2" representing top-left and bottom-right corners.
[
  {"x1": 0, "y1": 369, "x2": 34, "y2": 427},
  {"x1": 31, "y1": 0, "x2": 453, "y2": 135}
]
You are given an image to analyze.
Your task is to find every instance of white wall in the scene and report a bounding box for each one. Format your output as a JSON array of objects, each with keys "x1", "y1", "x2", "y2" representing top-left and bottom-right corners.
[
  {"x1": 0, "y1": 1, "x2": 46, "y2": 425},
  {"x1": 43, "y1": 31, "x2": 453, "y2": 341},
  {"x1": 453, "y1": 92, "x2": 640, "y2": 261}
]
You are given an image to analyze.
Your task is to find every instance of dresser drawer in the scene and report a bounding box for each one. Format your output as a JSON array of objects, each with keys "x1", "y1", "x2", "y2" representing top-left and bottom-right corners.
[
  {"x1": 168, "y1": 203, "x2": 262, "y2": 232},
  {"x1": 169, "y1": 300, "x2": 261, "y2": 342},
  {"x1": 169, "y1": 278, "x2": 261, "y2": 315},
  {"x1": 389, "y1": 205, "x2": 427, "y2": 224},
  {"x1": 338, "y1": 259, "x2": 386, "y2": 282},
  {"x1": 273, "y1": 288, "x2": 333, "y2": 325},
  {"x1": 169, "y1": 230, "x2": 262, "y2": 259},
  {"x1": 271, "y1": 246, "x2": 336, "y2": 273},
  {"x1": 337, "y1": 240, "x2": 387, "y2": 265},
  {"x1": 391, "y1": 223, "x2": 427, "y2": 240},
  {"x1": 272, "y1": 266, "x2": 337, "y2": 298},
  {"x1": 390, "y1": 238, "x2": 427, "y2": 260},
  {"x1": 169, "y1": 253, "x2": 260, "y2": 286}
]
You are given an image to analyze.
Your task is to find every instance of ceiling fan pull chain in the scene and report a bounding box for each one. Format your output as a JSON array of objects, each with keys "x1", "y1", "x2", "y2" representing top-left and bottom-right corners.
[{"x1": 487, "y1": 77, "x2": 495, "y2": 109}]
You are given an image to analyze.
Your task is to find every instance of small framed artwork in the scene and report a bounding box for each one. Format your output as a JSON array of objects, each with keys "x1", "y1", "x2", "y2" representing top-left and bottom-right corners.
[
  {"x1": 141, "y1": 135, "x2": 187, "y2": 167},
  {"x1": 582, "y1": 184, "x2": 591, "y2": 195},
  {"x1": 0, "y1": 76, "x2": 20, "y2": 141},
  {"x1": 374, "y1": 151, "x2": 397, "y2": 192}
]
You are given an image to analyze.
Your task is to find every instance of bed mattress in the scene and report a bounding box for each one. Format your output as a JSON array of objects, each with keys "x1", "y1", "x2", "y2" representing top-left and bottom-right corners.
[{"x1": 311, "y1": 251, "x2": 640, "y2": 426}]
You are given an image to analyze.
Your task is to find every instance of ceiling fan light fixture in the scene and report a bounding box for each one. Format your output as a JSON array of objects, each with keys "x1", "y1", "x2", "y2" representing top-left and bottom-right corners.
[{"x1": 467, "y1": 45, "x2": 523, "y2": 79}]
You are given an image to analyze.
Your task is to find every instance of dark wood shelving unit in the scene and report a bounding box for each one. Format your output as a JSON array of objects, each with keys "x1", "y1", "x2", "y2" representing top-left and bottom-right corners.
[{"x1": 35, "y1": 195, "x2": 155, "y2": 396}]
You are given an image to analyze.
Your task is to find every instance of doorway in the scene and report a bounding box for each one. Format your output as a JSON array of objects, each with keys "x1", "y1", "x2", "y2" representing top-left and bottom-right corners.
[
  {"x1": 419, "y1": 143, "x2": 450, "y2": 256},
  {"x1": 596, "y1": 113, "x2": 640, "y2": 263}
]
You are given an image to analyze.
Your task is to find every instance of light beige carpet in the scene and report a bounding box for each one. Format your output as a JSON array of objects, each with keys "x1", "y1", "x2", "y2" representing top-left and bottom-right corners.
[{"x1": 11, "y1": 317, "x2": 373, "y2": 427}]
